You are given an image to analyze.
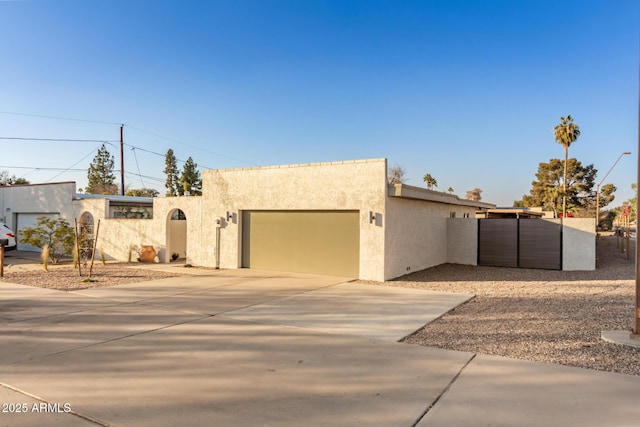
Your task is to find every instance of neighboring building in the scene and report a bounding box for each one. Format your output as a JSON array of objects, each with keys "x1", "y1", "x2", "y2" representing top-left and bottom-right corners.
[
  {"x1": 0, "y1": 182, "x2": 78, "y2": 251},
  {"x1": 0, "y1": 158, "x2": 595, "y2": 280},
  {"x1": 477, "y1": 208, "x2": 545, "y2": 219}
]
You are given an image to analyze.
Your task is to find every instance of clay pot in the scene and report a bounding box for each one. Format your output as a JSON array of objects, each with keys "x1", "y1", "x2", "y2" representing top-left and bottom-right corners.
[{"x1": 138, "y1": 245, "x2": 157, "y2": 263}]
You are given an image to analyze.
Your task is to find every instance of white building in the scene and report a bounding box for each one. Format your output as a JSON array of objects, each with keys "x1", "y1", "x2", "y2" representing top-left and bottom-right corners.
[{"x1": 0, "y1": 158, "x2": 595, "y2": 280}]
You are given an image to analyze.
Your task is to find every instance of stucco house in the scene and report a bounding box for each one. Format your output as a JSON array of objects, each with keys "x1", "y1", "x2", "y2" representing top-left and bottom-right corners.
[{"x1": 0, "y1": 158, "x2": 595, "y2": 281}]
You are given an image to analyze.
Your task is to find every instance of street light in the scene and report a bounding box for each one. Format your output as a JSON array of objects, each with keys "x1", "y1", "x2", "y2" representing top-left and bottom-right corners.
[{"x1": 595, "y1": 151, "x2": 631, "y2": 232}]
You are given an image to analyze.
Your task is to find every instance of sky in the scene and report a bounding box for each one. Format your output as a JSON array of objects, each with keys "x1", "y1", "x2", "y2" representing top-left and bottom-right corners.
[{"x1": 0, "y1": 0, "x2": 638, "y2": 207}]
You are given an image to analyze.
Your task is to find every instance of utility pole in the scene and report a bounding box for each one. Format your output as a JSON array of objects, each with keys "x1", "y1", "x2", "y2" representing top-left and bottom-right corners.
[
  {"x1": 635, "y1": 53, "x2": 640, "y2": 336},
  {"x1": 595, "y1": 152, "x2": 631, "y2": 233},
  {"x1": 120, "y1": 124, "x2": 125, "y2": 196}
]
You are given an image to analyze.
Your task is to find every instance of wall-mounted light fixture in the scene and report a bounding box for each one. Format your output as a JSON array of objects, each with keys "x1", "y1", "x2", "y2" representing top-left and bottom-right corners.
[
  {"x1": 226, "y1": 211, "x2": 233, "y2": 222},
  {"x1": 369, "y1": 211, "x2": 376, "y2": 224}
]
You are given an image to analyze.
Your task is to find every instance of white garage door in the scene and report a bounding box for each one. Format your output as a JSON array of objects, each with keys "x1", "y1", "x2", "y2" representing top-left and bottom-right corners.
[{"x1": 16, "y1": 213, "x2": 59, "y2": 251}]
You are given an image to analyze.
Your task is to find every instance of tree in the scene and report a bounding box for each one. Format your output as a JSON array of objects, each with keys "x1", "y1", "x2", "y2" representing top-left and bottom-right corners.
[
  {"x1": 19, "y1": 216, "x2": 75, "y2": 263},
  {"x1": 629, "y1": 183, "x2": 638, "y2": 221},
  {"x1": 0, "y1": 171, "x2": 29, "y2": 186},
  {"x1": 447, "y1": 187, "x2": 455, "y2": 194},
  {"x1": 179, "y1": 156, "x2": 202, "y2": 196},
  {"x1": 388, "y1": 164, "x2": 406, "y2": 184},
  {"x1": 164, "y1": 149, "x2": 180, "y2": 197},
  {"x1": 515, "y1": 158, "x2": 616, "y2": 217},
  {"x1": 86, "y1": 144, "x2": 118, "y2": 194},
  {"x1": 125, "y1": 188, "x2": 160, "y2": 197},
  {"x1": 553, "y1": 115, "x2": 580, "y2": 218},
  {"x1": 465, "y1": 188, "x2": 482, "y2": 201},
  {"x1": 611, "y1": 183, "x2": 638, "y2": 225},
  {"x1": 423, "y1": 173, "x2": 437, "y2": 190},
  {"x1": 598, "y1": 209, "x2": 617, "y2": 231}
]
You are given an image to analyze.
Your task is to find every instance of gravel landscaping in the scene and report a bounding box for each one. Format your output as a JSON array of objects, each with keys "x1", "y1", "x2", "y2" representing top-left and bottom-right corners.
[
  {"x1": 0, "y1": 261, "x2": 182, "y2": 291},
  {"x1": 359, "y1": 233, "x2": 640, "y2": 376}
]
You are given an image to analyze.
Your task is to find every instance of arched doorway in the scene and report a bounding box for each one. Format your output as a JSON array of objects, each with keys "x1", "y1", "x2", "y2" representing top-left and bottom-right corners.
[{"x1": 166, "y1": 209, "x2": 187, "y2": 262}]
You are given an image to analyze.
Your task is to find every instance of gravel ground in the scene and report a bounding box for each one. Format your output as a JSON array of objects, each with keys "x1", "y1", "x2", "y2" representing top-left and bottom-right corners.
[
  {"x1": 0, "y1": 262, "x2": 182, "y2": 291},
  {"x1": 359, "y1": 233, "x2": 640, "y2": 376}
]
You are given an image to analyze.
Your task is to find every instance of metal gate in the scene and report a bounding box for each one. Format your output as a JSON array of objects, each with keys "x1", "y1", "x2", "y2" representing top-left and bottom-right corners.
[{"x1": 478, "y1": 219, "x2": 562, "y2": 270}]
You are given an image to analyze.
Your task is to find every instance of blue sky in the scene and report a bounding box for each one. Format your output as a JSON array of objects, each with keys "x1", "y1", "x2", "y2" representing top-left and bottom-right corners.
[{"x1": 0, "y1": 0, "x2": 638, "y2": 207}]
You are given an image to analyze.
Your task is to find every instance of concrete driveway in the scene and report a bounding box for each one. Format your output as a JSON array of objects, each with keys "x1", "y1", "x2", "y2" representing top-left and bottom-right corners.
[
  {"x1": 1, "y1": 269, "x2": 473, "y2": 426},
  {"x1": 2, "y1": 269, "x2": 640, "y2": 427}
]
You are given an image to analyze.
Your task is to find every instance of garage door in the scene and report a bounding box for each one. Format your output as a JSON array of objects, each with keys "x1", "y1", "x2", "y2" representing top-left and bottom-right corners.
[
  {"x1": 242, "y1": 211, "x2": 359, "y2": 278},
  {"x1": 16, "y1": 213, "x2": 59, "y2": 251}
]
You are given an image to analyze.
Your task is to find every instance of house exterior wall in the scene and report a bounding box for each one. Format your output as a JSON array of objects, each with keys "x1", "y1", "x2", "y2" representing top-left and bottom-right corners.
[
  {"x1": 384, "y1": 198, "x2": 478, "y2": 280},
  {"x1": 1, "y1": 182, "x2": 77, "y2": 230},
  {"x1": 563, "y1": 218, "x2": 596, "y2": 271},
  {"x1": 75, "y1": 198, "x2": 109, "y2": 222},
  {"x1": 74, "y1": 196, "x2": 204, "y2": 264},
  {"x1": 447, "y1": 218, "x2": 478, "y2": 265},
  {"x1": 95, "y1": 218, "x2": 162, "y2": 261},
  {"x1": 202, "y1": 159, "x2": 388, "y2": 281},
  {"x1": 152, "y1": 197, "x2": 204, "y2": 264}
]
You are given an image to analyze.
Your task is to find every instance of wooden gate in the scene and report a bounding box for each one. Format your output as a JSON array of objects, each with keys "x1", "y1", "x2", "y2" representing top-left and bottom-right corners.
[{"x1": 478, "y1": 219, "x2": 562, "y2": 270}]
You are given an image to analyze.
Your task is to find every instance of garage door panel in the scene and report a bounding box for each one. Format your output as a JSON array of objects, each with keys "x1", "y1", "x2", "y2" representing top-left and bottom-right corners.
[
  {"x1": 242, "y1": 211, "x2": 359, "y2": 278},
  {"x1": 16, "y1": 213, "x2": 59, "y2": 251}
]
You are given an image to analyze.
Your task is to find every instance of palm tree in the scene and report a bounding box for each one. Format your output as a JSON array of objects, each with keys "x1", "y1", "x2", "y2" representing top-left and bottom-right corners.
[
  {"x1": 447, "y1": 187, "x2": 454, "y2": 194},
  {"x1": 423, "y1": 173, "x2": 437, "y2": 190},
  {"x1": 553, "y1": 115, "x2": 580, "y2": 218}
]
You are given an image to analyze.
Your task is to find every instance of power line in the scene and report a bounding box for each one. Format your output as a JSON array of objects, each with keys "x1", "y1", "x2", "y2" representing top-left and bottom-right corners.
[
  {"x1": 123, "y1": 143, "x2": 212, "y2": 169},
  {"x1": 46, "y1": 147, "x2": 100, "y2": 183},
  {"x1": 125, "y1": 124, "x2": 257, "y2": 167},
  {"x1": 131, "y1": 147, "x2": 145, "y2": 188},
  {"x1": 0, "y1": 136, "x2": 117, "y2": 143},
  {"x1": 122, "y1": 170, "x2": 165, "y2": 185},
  {"x1": 0, "y1": 111, "x2": 259, "y2": 187},
  {"x1": 0, "y1": 110, "x2": 256, "y2": 167},
  {"x1": 0, "y1": 110, "x2": 122, "y2": 126},
  {"x1": 0, "y1": 165, "x2": 86, "y2": 171}
]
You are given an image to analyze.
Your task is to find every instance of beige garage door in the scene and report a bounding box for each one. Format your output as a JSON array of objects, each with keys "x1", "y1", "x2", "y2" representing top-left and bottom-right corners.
[{"x1": 242, "y1": 211, "x2": 359, "y2": 278}]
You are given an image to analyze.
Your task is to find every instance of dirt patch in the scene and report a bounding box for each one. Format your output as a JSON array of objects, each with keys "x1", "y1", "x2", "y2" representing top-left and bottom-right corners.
[{"x1": 358, "y1": 234, "x2": 640, "y2": 376}]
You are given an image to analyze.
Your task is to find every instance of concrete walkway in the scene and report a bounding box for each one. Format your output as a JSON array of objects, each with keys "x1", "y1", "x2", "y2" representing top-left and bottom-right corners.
[{"x1": 1, "y1": 270, "x2": 639, "y2": 426}]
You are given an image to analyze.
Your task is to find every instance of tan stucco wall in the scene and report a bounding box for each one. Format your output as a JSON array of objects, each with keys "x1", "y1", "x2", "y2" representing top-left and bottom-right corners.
[
  {"x1": 95, "y1": 218, "x2": 163, "y2": 261},
  {"x1": 153, "y1": 197, "x2": 204, "y2": 264},
  {"x1": 447, "y1": 218, "x2": 478, "y2": 265},
  {"x1": 563, "y1": 218, "x2": 596, "y2": 271},
  {"x1": 74, "y1": 196, "x2": 203, "y2": 264},
  {"x1": 202, "y1": 159, "x2": 388, "y2": 281},
  {"x1": 76, "y1": 198, "x2": 109, "y2": 222},
  {"x1": 384, "y1": 197, "x2": 477, "y2": 280}
]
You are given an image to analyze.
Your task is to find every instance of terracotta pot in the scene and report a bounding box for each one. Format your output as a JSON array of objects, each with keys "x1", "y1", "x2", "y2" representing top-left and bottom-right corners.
[{"x1": 138, "y1": 245, "x2": 157, "y2": 263}]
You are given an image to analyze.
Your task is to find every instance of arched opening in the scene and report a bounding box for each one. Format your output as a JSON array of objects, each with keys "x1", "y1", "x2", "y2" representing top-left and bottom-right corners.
[
  {"x1": 78, "y1": 212, "x2": 95, "y2": 263},
  {"x1": 166, "y1": 209, "x2": 187, "y2": 262}
]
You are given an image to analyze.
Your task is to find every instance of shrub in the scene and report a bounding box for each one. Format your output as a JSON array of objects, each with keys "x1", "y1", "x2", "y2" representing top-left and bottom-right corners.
[{"x1": 20, "y1": 216, "x2": 75, "y2": 263}]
